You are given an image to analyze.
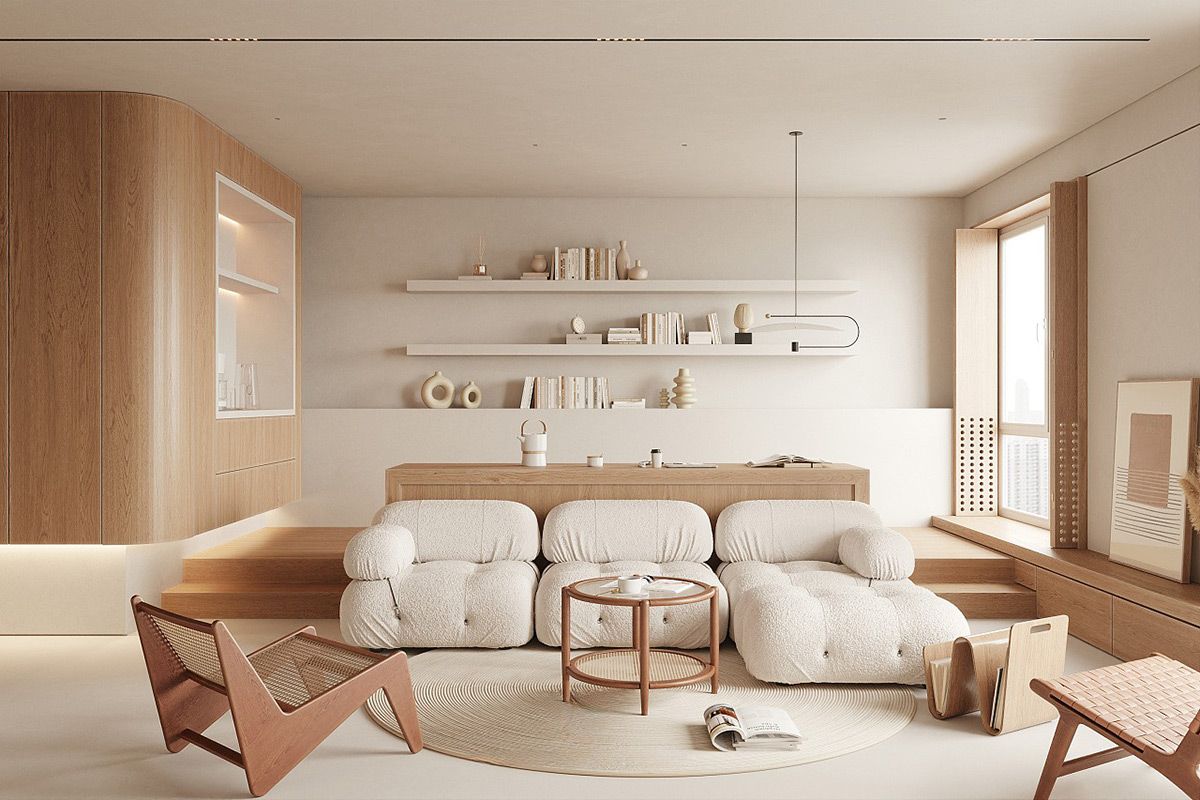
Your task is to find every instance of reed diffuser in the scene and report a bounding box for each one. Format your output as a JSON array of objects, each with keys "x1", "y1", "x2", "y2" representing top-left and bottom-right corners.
[{"x1": 471, "y1": 234, "x2": 487, "y2": 276}]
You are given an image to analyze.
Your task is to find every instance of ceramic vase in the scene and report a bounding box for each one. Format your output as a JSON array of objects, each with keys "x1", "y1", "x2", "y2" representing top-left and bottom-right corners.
[
  {"x1": 734, "y1": 303, "x2": 754, "y2": 332},
  {"x1": 671, "y1": 369, "x2": 696, "y2": 409},
  {"x1": 458, "y1": 381, "x2": 482, "y2": 409},
  {"x1": 615, "y1": 240, "x2": 631, "y2": 280},
  {"x1": 420, "y1": 371, "x2": 455, "y2": 409},
  {"x1": 659, "y1": 388, "x2": 671, "y2": 409},
  {"x1": 530, "y1": 254, "x2": 548, "y2": 273},
  {"x1": 628, "y1": 259, "x2": 649, "y2": 280}
]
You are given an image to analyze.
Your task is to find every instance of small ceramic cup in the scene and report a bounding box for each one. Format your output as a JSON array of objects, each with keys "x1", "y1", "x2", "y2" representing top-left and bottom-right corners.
[
  {"x1": 587, "y1": 454, "x2": 604, "y2": 468},
  {"x1": 618, "y1": 575, "x2": 652, "y2": 595}
]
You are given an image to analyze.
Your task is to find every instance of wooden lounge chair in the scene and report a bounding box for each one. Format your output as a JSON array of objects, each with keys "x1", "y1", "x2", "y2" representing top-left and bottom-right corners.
[
  {"x1": 1030, "y1": 654, "x2": 1200, "y2": 799},
  {"x1": 131, "y1": 596, "x2": 422, "y2": 797}
]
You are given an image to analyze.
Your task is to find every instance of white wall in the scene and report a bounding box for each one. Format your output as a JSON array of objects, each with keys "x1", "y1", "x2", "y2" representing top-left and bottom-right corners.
[
  {"x1": 965, "y1": 67, "x2": 1200, "y2": 567},
  {"x1": 281, "y1": 408, "x2": 953, "y2": 529},
  {"x1": 302, "y1": 196, "x2": 960, "y2": 410}
]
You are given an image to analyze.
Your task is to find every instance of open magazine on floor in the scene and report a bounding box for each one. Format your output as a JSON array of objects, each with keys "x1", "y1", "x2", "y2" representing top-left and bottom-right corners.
[{"x1": 703, "y1": 703, "x2": 802, "y2": 751}]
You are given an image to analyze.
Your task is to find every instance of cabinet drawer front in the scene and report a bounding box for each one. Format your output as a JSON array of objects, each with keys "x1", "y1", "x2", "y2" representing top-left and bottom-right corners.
[
  {"x1": 1113, "y1": 598, "x2": 1200, "y2": 671},
  {"x1": 216, "y1": 416, "x2": 296, "y2": 473},
  {"x1": 1035, "y1": 568, "x2": 1112, "y2": 652},
  {"x1": 214, "y1": 460, "x2": 298, "y2": 526}
]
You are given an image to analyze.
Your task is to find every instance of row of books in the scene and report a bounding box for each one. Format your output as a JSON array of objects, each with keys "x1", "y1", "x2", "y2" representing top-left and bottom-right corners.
[
  {"x1": 640, "y1": 312, "x2": 687, "y2": 344},
  {"x1": 519, "y1": 376, "x2": 612, "y2": 409},
  {"x1": 551, "y1": 247, "x2": 618, "y2": 280}
]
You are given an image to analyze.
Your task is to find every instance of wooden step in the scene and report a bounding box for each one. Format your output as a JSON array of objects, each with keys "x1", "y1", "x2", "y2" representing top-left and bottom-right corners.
[
  {"x1": 922, "y1": 582, "x2": 1037, "y2": 619},
  {"x1": 181, "y1": 526, "x2": 358, "y2": 584},
  {"x1": 161, "y1": 582, "x2": 345, "y2": 619},
  {"x1": 898, "y1": 526, "x2": 1016, "y2": 583}
]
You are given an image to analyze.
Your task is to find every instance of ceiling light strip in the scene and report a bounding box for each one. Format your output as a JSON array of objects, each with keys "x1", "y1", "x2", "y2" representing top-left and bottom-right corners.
[{"x1": 0, "y1": 36, "x2": 1151, "y2": 43}]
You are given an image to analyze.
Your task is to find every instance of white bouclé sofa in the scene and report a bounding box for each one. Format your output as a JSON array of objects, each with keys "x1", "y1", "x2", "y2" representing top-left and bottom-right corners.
[
  {"x1": 534, "y1": 499, "x2": 729, "y2": 648},
  {"x1": 339, "y1": 499, "x2": 539, "y2": 649},
  {"x1": 717, "y1": 500, "x2": 969, "y2": 684}
]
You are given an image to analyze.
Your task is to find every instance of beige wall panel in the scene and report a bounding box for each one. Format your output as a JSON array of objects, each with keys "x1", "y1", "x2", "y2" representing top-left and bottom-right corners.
[
  {"x1": 9, "y1": 92, "x2": 102, "y2": 544},
  {"x1": 101, "y1": 92, "x2": 217, "y2": 544},
  {"x1": 954, "y1": 228, "x2": 999, "y2": 516}
]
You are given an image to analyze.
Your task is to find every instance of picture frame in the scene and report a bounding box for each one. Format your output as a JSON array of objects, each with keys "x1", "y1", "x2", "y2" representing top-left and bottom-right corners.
[{"x1": 1108, "y1": 379, "x2": 1200, "y2": 582}]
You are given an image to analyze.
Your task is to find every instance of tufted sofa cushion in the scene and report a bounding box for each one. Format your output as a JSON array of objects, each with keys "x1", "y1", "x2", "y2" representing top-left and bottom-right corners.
[
  {"x1": 720, "y1": 560, "x2": 969, "y2": 683},
  {"x1": 542, "y1": 499, "x2": 712, "y2": 564},
  {"x1": 373, "y1": 499, "x2": 538, "y2": 563},
  {"x1": 340, "y1": 560, "x2": 538, "y2": 649},
  {"x1": 715, "y1": 499, "x2": 882, "y2": 564},
  {"x1": 838, "y1": 525, "x2": 916, "y2": 581},
  {"x1": 535, "y1": 560, "x2": 728, "y2": 648},
  {"x1": 343, "y1": 523, "x2": 416, "y2": 581}
]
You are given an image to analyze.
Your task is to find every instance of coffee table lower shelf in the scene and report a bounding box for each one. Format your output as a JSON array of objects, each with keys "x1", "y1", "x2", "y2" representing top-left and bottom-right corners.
[{"x1": 566, "y1": 648, "x2": 716, "y2": 691}]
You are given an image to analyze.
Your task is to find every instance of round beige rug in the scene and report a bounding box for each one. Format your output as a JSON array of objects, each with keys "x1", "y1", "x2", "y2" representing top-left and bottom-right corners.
[{"x1": 364, "y1": 647, "x2": 915, "y2": 777}]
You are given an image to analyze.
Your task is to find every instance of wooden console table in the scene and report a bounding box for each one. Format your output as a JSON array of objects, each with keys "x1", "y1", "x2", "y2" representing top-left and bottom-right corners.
[{"x1": 385, "y1": 462, "x2": 869, "y2": 526}]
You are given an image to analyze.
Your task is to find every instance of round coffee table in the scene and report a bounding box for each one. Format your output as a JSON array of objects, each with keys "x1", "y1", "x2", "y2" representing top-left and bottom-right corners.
[{"x1": 560, "y1": 576, "x2": 719, "y2": 716}]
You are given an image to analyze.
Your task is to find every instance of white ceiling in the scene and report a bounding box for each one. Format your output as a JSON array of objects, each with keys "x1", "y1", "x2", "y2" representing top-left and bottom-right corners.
[{"x1": 1, "y1": 1, "x2": 1197, "y2": 197}]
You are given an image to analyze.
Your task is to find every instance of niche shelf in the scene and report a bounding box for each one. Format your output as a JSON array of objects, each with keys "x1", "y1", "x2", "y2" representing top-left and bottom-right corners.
[
  {"x1": 406, "y1": 279, "x2": 858, "y2": 294},
  {"x1": 218, "y1": 269, "x2": 280, "y2": 295},
  {"x1": 405, "y1": 343, "x2": 858, "y2": 357}
]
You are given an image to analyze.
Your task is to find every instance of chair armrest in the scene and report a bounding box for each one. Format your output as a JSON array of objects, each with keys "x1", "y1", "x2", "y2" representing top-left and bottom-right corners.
[
  {"x1": 838, "y1": 525, "x2": 915, "y2": 581},
  {"x1": 344, "y1": 523, "x2": 416, "y2": 581}
]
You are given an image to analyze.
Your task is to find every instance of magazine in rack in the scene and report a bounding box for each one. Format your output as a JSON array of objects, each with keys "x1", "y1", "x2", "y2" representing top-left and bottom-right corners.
[{"x1": 703, "y1": 704, "x2": 803, "y2": 751}]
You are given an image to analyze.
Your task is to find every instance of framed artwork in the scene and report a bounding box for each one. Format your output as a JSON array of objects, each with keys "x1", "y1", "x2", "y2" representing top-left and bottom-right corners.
[{"x1": 1109, "y1": 379, "x2": 1200, "y2": 582}]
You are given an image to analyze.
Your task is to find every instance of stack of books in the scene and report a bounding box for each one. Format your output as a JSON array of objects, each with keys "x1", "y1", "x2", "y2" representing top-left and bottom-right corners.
[
  {"x1": 706, "y1": 312, "x2": 723, "y2": 344},
  {"x1": 640, "y1": 312, "x2": 686, "y2": 344},
  {"x1": 551, "y1": 247, "x2": 617, "y2": 280},
  {"x1": 610, "y1": 397, "x2": 646, "y2": 410},
  {"x1": 606, "y1": 327, "x2": 641, "y2": 345},
  {"x1": 520, "y1": 272, "x2": 548, "y2": 280},
  {"x1": 520, "y1": 376, "x2": 612, "y2": 409}
]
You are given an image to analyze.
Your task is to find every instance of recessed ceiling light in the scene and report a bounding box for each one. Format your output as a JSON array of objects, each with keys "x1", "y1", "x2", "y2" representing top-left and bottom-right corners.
[
  {"x1": 681, "y1": 143, "x2": 688, "y2": 147},
  {"x1": 532, "y1": 143, "x2": 539, "y2": 147},
  {"x1": 938, "y1": 116, "x2": 947, "y2": 121}
]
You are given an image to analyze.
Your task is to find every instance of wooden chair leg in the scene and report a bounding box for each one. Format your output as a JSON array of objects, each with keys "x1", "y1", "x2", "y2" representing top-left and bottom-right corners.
[
  {"x1": 1034, "y1": 715, "x2": 1079, "y2": 800},
  {"x1": 383, "y1": 657, "x2": 423, "y2": 753}
]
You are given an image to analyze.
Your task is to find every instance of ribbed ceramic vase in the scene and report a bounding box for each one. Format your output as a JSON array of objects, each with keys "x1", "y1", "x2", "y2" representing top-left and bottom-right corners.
[
  {"x1": 615, "y1": 240, "x2": 631, "y2": 280},
  {"x1": 671, "y1": 368, "x2": 696, "y2": 409}
]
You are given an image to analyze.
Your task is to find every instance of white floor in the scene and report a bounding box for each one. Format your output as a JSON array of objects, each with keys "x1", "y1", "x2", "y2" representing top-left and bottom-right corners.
[{"x1": 0, "y1": 619, "x2": 1184, "y2": 800}]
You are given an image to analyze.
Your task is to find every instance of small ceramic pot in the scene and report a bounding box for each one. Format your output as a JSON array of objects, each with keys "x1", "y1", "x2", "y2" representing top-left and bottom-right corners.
[
  {"x1": 458, "y1": 381, "x2": 482, "y2": 409},
  {"x1": 628, "y1": 260, "x2": 649, "y2": 280},
  {"x1": 420, "y1": 371, "x2": 455, "y2": 409},
  {"x1": 530, "y1": 254, "x2": 548, "y2": 273}
]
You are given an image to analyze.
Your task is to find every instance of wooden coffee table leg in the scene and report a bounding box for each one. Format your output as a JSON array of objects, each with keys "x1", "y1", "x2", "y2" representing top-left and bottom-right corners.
[
  {"x1": 709, "y1": 592, "x2": 720, "y2": 693},
  {"x1": 561, "y1": 588, "x2": 571, "y2": 703},
  {"x1": 632, "y1": 602, "x2": 641, "y2": 650},
  {"x1": 639, "y1": 600, "x2": 650, "y2": 716}
]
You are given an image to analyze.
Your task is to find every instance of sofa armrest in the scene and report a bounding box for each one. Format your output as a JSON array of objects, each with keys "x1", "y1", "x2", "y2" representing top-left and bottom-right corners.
[
  {"x1": 344, "y1": 524, "x2": 416, "y2": 581},
  {"x1": 838, "y1": 526, "x2": 915, "y2": 581}
]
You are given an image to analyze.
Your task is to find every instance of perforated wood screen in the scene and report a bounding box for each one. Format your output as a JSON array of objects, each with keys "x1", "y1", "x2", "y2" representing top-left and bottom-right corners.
[
  {"x1": 1049, "y1": 178, "x2": 1087, "y2": 548},
  {"x1": 954, "y1": 229, "x2": 999, "y2": 516}
]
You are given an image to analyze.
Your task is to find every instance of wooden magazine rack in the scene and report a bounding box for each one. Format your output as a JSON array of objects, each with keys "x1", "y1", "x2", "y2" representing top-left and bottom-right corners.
[{"x1": 924, "y1": 616, "x2": 1069, "y2": 735}]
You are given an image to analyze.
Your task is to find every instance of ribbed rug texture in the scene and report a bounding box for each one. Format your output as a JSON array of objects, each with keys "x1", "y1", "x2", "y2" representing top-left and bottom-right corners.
[{"x1": 364, "y1": 646, "x2": 915, "y2": 777}]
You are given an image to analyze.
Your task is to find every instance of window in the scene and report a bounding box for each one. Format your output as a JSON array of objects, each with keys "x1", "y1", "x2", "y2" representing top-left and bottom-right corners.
[{"x1": 998, "y1": 213, "x2": 1049, "y2": 526}]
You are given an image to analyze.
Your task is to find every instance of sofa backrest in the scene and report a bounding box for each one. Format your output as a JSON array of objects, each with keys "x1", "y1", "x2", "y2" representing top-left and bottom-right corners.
[
  {"x1": 372, "y1": 499, "x2": 539, "y2": 563},
  {"x1": 715, "y1": 499, "x2": 882, "y2": 563},
  {"x1": 542, "y1": 499, "x2": 712, "y2": 564}
]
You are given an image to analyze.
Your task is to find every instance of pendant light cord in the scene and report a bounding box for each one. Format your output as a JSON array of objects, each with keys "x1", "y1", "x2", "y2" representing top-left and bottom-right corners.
[{"x1": 793, "y1": 130, "x2": 799, "y2": 317}]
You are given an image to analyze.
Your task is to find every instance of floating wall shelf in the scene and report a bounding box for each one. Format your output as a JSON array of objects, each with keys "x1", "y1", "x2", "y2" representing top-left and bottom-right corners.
[
  {"x1": 218, "y1": 269, "x2": 280, "y2": 295},
  {"x1": 405, "y1": 279, "x2": 858, "y2": 294},
  {"x1": 405, "y1": 343, "x2": 858, "y2": 357}
]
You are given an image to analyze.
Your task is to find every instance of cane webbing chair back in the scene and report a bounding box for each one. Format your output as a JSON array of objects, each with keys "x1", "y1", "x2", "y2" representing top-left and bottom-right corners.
[{"x1": 130, "y1": 596, "x2": 423, "y2": 797}]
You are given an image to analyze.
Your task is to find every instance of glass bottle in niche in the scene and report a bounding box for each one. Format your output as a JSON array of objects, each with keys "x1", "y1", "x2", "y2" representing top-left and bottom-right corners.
[
  {"x1": 239, "y1": 363, "x2": 259, "y2": 410},
  {"x1": 216, "y1": 354, "x2": 229, "y2": 411}
]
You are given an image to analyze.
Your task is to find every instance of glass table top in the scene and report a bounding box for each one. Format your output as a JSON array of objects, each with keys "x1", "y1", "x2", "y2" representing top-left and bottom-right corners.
[{"x1": 571, "y1": 576, "x2": 709, "y2": 601}]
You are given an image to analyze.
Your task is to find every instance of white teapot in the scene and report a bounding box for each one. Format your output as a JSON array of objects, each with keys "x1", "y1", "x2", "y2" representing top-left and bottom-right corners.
[{"x1": 518, "y1": 419, "x2": 548, "y2": 468}]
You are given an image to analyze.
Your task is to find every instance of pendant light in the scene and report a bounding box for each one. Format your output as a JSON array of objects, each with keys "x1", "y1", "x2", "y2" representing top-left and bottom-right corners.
[{"x1": 763, "y1": 130, "x2": 860, "y2": 351}]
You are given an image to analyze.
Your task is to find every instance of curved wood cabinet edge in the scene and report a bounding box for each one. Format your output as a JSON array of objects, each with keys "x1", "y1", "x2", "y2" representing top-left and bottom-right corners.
[{"x1": 1, "y1": 90, "x2": 301, "y2": 545}]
